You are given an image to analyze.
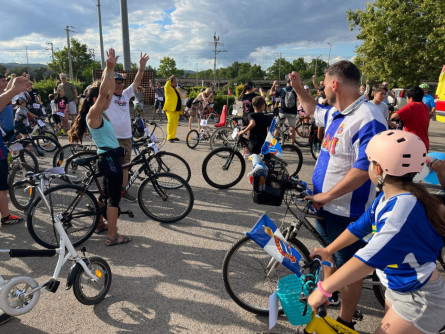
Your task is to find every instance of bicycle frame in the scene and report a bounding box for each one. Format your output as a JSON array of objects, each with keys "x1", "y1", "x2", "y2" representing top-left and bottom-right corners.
[{"x1": 302, "y1": 313, "x2": 359, "y2": 334}]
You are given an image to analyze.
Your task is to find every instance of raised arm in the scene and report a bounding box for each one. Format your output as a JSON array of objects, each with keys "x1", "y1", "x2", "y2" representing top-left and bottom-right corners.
[
  {"x1": 312, "y1": 75, "x2": 320, "y2": 90},
  {"x1": 133, "y1": 52, "x2": 149, "y2": 88},
  {"x1": 269, "y1": 80, "x2": 278, "y2": 96},
  {"x1": 0, "y1": 75, "x2": 30, "y2": 111},
  {"x1": 289, "y1": 71, "x2": 317, "y2": 115},
  {"x1": 87, "y1": 48, "x2": 118, "y2": 128}
]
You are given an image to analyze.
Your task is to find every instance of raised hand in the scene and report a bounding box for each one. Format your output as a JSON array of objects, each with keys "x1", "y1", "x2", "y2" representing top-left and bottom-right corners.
[
  {"x1": 288, "y1": 71, "x2": 302, "y2": 90},
  {"x1": 139, "y1": 52, "x2": 149, "y2": 69},
  {"x1": 106, "y1": 48, "x2": 119, "y2": 69},
  {"x1": 10, "y1": 76, "x2": 30, "y2": 95}
]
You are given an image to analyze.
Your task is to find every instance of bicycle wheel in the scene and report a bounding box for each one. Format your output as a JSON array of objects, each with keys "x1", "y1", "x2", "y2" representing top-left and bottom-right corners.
[
  {"x1": 53, "y1": 143, "x2": 91, "y2": 167},
  {"x1": 27, "y1": 184, "x2": 100, "y2": 249},
  {"x1": 209, "y1": 127, "x2": 236, "y2": 151},
  {"x1": 13, "y1": 149, "x2": 39, "y2": 172},
  {"x1": 202, "y1": 147, "x2": 246, "y2": 189},
  {"x1": 281, "y1": 144, "x2": 303, "y2": 177},
  {"x1": 147, "y1": 151, "x2": 191, "y2": 183},
  {"x1": 274, "y1": 128, "x2": 285, "y2": 145},
  {"x1": 7, "y1": 164, "x2": 35, "y2": 211},
  {"x1": 39, "y1": 131, "x2": 59, "y2": 145},
  {"x1": 64, "y1": 151, "x2": 100, "y2": 192},
  {"x1": 186, "y1": 130, "x2": 200, "y2": 149},
  {"x1": 294, "y1": 122, "x2": 311, "y2": 147},
  {"x1": 73, "y1": 256, "x2": 112, "y2": 305},
  {"x1": 138, "y1": 172, "x2": 194, "y2": 223},
  {"x1": 223, "y1": 236, "x2": 310, "y2": 315},
  {"x1": 372, "y1": 271, "x2": 386, "y2": 308},
  {"x1": 34, "y1": 135, "x2": 61, "y2": 153},
  {"x1": 150, "y1": 123, "x2": 166, "y2": 149},
  {"x1": 310, "y1": 137, "x2": 321, "y2": 161}
]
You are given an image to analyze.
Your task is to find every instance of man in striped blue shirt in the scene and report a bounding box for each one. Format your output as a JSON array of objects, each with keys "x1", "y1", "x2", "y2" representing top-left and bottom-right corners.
[{"x1": 289, "y1": 61, "x2": 387, "y2": 328}]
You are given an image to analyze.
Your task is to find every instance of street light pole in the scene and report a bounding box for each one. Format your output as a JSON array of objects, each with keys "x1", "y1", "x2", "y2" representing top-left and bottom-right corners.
[
  {"x1": 65, "y1": 25, "x2": 75, "y2": 80},
  {"x1": 327, "y1": 42, "x2": 332, "y2": 66},
  {"x1": 120, "y1": 0, "x2": 131, "y2": 70},
  {"x1": 97, "y1": 0, "x2": 105, "y2": 69},
  {"x1": 25, "y1": 46, "x2": 30, "y2": 75}
]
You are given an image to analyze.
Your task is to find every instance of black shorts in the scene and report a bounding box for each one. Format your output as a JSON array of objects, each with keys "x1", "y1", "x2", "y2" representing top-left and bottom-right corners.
[
  {"x1": 0, "y1": 159, "x2": 9, "y2": 191},
  {"x1": 98, "y1": 152, "x2": 123, "y2": 207},
  {"x1": 154, "y1": 100, "x2": 164, "y2": 110},
  {"x1": 52, "y1": 114, "x2": 61, "y2": 124}
]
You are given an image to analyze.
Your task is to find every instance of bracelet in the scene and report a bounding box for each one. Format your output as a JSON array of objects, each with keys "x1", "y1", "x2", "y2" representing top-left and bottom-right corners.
[
  {"x1": 317, "y1": 281, "x2": 332, "y2": 298},
  {"x1": 105, "y1": 73, "x2": 112, "y2": 80}
]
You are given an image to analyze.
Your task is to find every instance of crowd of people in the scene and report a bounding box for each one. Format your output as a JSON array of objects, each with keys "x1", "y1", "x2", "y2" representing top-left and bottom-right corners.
[{"x1": 1, "y1": 56, "x2": 445, "y2": 333}]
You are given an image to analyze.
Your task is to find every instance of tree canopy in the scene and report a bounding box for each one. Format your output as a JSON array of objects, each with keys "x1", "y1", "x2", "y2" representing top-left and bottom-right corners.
[
  {"x1": 347, "y1": 0, "x2": 445, "y2": 86},
  {"x1": 157, "y1": 56, "x2": 184, "y2": 78}
]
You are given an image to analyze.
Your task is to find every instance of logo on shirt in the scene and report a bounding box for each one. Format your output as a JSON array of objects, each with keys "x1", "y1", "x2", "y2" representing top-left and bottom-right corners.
[
  {"x1": 114, "y1": 99, "x2": 127, "y2": 107},
  {"x1": 337, "y1": 123, "x2": 345, "y2": 135},
  {"x1": 322, "y1": 133, "x2": 339, "y2": 154}
]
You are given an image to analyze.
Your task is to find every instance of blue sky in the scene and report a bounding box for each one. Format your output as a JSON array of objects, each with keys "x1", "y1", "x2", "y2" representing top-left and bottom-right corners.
[{"x1": 0, "y1": 0, "x2": 369, "y2": 71}]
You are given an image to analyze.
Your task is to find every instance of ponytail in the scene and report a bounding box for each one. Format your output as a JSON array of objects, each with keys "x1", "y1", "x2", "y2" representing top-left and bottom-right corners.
[
  {"x1": 68, "y1": 84, "x2": 100, "y2": 143},
  {"x1": 239, "y1": 81, "x2": 254, "y2": 100},
  {"x1": 399, "y1": 179, "x2": 445, "y2": 237}
]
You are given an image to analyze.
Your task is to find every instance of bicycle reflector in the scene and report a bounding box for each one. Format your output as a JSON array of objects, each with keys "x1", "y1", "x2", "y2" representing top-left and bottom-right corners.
[{"x1": 95, "y1": 270, "x2": 103, "y2": 278}]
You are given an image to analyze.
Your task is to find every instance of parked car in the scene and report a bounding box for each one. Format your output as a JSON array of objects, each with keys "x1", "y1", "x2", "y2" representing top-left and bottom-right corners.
[
  {"x1": 387, "y1": 88, "x2": 407, "y2": 111},
  {"x1": 435, "y1": 65, "x2": 445, "y2": 123}
]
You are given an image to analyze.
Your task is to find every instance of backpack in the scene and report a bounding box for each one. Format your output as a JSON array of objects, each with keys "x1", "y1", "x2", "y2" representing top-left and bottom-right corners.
[{"x1": 284, "y1": 89, "x2": 296, "y2": 109}]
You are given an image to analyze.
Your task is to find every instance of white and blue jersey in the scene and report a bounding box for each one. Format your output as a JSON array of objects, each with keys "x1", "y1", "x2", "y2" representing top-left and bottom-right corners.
[
  {"x1": 313, "y1": 95, "x2": 387, "y2": 218},
  {"x1": 349, "y1": 192, "x2": 443, "y2": 292}
]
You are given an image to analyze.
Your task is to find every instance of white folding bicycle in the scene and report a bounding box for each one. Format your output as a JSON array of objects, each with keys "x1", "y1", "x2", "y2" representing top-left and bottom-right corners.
[{"x1": 0, "y1": 171, "x2": 112, "y2": 317}]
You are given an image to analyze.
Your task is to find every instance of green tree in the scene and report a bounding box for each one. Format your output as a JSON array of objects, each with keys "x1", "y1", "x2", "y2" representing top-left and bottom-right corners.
[
  {"x1": 158, "y1": 56, "x2": 180, "y2": 78},
  {"x1": 48, "y1": 38, "x2": 95, "y2": 82},
  {"x1": 266, "y1": 58, "x2": 292, "y2": 80},
  {"x1": 347, "y1": 0, "x2": 445, "y2": 86}
]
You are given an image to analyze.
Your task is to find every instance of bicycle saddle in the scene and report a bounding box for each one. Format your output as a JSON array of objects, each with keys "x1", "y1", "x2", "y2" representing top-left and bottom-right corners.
[{"x1": 72, "y1": 155, "x2": 99, "y2": 166}]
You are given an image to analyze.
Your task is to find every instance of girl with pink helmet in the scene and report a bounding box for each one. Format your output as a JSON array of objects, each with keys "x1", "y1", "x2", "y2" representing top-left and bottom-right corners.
[{"x1": 308, "y1": 130, "x2": 445, "y2": 333}]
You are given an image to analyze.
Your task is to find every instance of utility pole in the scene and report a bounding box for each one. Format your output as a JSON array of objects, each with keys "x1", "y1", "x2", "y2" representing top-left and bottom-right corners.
[
  {"x1": 25, "y1": 46, "x2": 30, "y2": 75},
  {"x1": 46, "y1": 42, "x2": 54, "y2": 61},
  {"x1": 65, "y1": 25, "x2": 75, "y2": 80},
  {"x1": 327, "y1": 42, "x2": 332, "y2": 66},
  {"x1": 89, "y1": 48, "x2": 96, "y2": 62},
  {"x1": 120, "y1": 0, "x2": 131, "y2": 70},
  {"x1": 97, "y1": 0, "x2": 105, "y2": 69},
  {"x1": 209, "y1": 33, "x2": 227, "y2": 87},
  {"x1": 278, "y1": 53, "x2": 282, "y2": 85}
]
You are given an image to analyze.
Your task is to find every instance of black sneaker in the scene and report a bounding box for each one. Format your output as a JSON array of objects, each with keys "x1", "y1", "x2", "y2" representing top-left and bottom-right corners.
[
  {"x1": 336, "y1": 316, "x2": 356, "y2": 330},
  {"x1": 328, "y1": 290, "x2": 341, "y2": 306},
  {"x1": 168, "y1": 139, "x2": 175, "y2": 143},
  {"x1": 123, "y1": 192, "x2": 137, "y2": 202},
  {"x1": 0, "y1": 312, "x2": 13, "y2": 325},
  {"x1": 172, "y1": 138, "x2": 180, "y2": 141}
]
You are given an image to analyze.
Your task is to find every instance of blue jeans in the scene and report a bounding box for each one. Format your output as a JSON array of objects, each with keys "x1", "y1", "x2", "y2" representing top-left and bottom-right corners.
[{"x1": 315, "y1": 210, "x2": 365, "y2": 268}]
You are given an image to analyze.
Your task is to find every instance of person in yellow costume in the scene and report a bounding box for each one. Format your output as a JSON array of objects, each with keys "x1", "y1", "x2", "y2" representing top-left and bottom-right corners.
[{"x1": 163, "y1": 74, "x2": 182, "y2": 142}]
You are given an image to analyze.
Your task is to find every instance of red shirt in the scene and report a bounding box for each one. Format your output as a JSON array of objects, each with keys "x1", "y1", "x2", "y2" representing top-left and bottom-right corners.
[{"x1": 396, "y1": 102, "x2": 430, "y2": 151}]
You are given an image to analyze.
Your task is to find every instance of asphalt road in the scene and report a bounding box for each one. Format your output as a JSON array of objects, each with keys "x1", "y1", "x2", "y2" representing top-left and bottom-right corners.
[{"x1": 1, "y1": 116, "x2": 444, "y2": 334}]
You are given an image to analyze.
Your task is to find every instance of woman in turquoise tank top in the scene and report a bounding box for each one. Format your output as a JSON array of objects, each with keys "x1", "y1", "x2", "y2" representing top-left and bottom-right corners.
[{"x1": 68, "y1": 48, "x2": 131, "y2": 247}]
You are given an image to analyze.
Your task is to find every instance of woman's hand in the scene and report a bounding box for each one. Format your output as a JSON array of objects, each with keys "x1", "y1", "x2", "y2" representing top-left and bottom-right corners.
[
  {"x1": 139, "y1": 52, "x2": 149, "y2": 69},
  {"x1": 106, "y1": 48, "x2": 119, "y2": 69}
]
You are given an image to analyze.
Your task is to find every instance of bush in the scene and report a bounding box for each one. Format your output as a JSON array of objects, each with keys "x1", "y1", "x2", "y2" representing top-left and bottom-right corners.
[
  {"x1": 34, "y1": 79, "x2": 88, "y2": 105},
  {"x1": 235, "y1": 84, "x2": 244, "y2": 99}
]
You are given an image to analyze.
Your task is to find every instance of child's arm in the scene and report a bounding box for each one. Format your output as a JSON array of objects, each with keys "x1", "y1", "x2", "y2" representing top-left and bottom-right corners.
[
  {"x1": 431, "y1": 160, "x2": 445, "y2": 189},
  {"x1": 310, "y1": 228, "x2": 360, "y2": 261},
  {"x1": 27, "y1": 110, "x2": 38, "y2": 119},
  {"x1": 238, "y1": 119, "x2": 255, "y2": 136}
]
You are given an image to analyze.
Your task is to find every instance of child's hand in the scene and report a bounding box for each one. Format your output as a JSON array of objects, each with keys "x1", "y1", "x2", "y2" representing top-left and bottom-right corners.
[
  {"x1": 431, "y1": 159, "x2": 445, "y2": 173},
  {"x1": 310, "y1": 247, "x2": 330, "y2": 261}
]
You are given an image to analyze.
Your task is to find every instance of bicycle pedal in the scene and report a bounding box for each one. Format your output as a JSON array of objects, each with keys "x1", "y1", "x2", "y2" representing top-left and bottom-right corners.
[{"x1": 45, "y1": 278, "x2": 60, "y2": 293}]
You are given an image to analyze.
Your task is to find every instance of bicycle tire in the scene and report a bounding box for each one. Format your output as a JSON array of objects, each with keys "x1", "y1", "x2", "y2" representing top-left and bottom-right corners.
[
  {"x1": 15, "y1": 149, "x2": 39, "y2": 172},
  {"x1": 33, "y1": 135, "x2": 61, "y2": 153},
  {"x1": 39, "y1": 131, "x2": 59, "y2": 145},
  {"x1": 222, "y1": 235, "x2": 310, "y2": 315},
  {"x1": 186, "y1": 129, "x2": 200, "y2": 149},
  {"x1": 310, "y1": 137, "x2": 321, "y2": 161},
  {"x1": 372, "y1": 271, "x2": 386, "y2": 308},
  {"x1": 281, "y1": 144, "x2": 303, "y2": 177},
  {"x1": 73, "y1": 256, "x2": 112, "y2": 305},
  {"x1": 8, "y1": 164, "x2": 36, "y2": 211},
  {"x1": 138, "y1": 172, "x2": 194, "y2": 223},
  {"x1": 53, "y1": 143, "x2": 92, "y2": 167},
  {"x1": 27, "y1": 184, "x2": 100, "y2": 249},
  {"x1": 202, "y1": 147, "x2": 246, "y2": 189},
  {"x1": 294, "y1": 123, "x2": 311, "y2": 147},
  {"x1": 209, "y1": 127, "x2": 236, "y2": 151},
  {"x1": 274, "y1": 127, "x2": 285, "y2": 145},
  {"x1": 147, "y1": 151, "x2": 191, "y2": 183}
]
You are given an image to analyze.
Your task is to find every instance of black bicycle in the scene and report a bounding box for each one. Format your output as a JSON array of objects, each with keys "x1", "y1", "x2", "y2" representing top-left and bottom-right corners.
[{"x1": 26, "y1": 146, "x2": 194, "y2": 249}]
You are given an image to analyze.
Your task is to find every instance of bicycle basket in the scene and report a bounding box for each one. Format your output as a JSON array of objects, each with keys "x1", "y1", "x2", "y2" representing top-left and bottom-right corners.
[
  {"x1": 277, "y1": 274, "x2": 312, "y2": 326},
  {"x1": 252, "y1": 159, "x2": 288, "y2": 206}
]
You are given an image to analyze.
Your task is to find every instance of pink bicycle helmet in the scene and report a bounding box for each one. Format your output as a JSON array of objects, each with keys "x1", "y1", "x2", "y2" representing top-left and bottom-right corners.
[{"x1": 366, "y1": 130, "x2": 426, "y2": 176}]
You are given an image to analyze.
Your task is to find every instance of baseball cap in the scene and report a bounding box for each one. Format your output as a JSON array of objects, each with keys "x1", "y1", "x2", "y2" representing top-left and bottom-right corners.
[{"x1": 419, "y1": 83, "x2": 429, "y2": 89}]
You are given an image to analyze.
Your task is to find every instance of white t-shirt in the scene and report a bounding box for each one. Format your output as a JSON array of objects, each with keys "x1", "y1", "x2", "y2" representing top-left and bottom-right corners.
[
  {"x1": 50, "y1": 100, "x2": 57, "y2": 114},
  {"x1": 370, "y1": 100, "x2": 389, "y2": 120},
  {"x1": 106, "y1": 83, "x2": 135, "y2": 139}
]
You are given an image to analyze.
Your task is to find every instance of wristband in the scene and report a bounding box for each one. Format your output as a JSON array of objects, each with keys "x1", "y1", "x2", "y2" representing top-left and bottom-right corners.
[{"x1": 317, "y1": 281, "x2": 332, "y2": 298}]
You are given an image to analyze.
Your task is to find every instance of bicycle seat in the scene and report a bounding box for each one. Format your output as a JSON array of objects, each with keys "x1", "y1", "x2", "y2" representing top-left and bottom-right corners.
[
  {"x1": 72, "y1": 155, "x2": 99, "y2": 166},
  {"x1": 133, "y1": 137, "x2": 148, "y2": 148}
]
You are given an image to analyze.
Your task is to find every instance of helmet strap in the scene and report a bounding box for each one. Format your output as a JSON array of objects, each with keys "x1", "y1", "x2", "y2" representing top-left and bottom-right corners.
[{"x1": 375, "y1": 172, "x2": 386, "y2": 192}]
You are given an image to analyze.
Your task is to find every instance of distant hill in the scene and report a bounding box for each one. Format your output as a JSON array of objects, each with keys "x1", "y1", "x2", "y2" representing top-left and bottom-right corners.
[{"x1": 1, "y1": 63, "x2": 48, "y2": 69}]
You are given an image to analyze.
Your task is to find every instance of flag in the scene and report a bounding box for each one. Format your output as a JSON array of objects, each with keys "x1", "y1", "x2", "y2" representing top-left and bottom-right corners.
[
  {"x1": 228, "y1": 87, "x2": 232, "y2": 96},
  {"x1": 261, "y1": 117, "x2": 282, "y2": 157},
  {"x1": 246, "y1": 214, "x2": 303, "y2": 275}
]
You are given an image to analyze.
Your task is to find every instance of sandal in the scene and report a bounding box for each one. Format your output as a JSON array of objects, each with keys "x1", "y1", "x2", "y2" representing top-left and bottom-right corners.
[
  {"x1": 106, "y1": 234, "x2": 132, "y2": 246},
  {"x1": 94, "y1": 223, "x2": 108, "y2": 234}
]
